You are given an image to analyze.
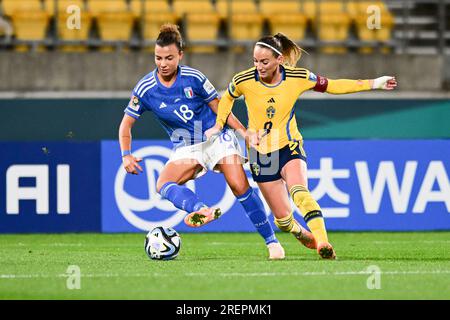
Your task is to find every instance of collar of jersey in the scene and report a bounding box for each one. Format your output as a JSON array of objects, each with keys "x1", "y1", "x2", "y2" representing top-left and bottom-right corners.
[
  {"x1": 153, "y1": 66, "x2": 181, "y2": 90},
  {"x1": 255, "y1": 65, "x2": 286, "y2": 88}
]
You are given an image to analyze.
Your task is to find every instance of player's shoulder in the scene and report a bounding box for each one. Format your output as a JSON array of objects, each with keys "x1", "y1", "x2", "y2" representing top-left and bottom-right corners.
[
  {"x1": 133, "y1": 71, "x2": 157, "y2": 98},
  {"x1": 284, "y1": 65, "x2": 310, "y2": 80},
  {"x1": 232, "y1": 67, "x2": 257, "y2": 85},
  {"x1": 179, "y1": 65, "x2": 207, "y2": 83}
]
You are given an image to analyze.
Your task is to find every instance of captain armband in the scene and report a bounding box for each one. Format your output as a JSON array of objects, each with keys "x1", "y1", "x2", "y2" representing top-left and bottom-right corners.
[{"x1": 313, "y1": 75, "x2": 328, "y2": 92}]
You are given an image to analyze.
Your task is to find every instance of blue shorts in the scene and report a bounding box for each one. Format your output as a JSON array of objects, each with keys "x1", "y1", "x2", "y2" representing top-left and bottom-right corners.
[{"x1": 248, "y1": 142, "x2": 307, "y2": 183}]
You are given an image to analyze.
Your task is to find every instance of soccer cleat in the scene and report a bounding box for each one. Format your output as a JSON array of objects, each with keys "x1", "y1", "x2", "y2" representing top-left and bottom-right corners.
[
  {"x1": 267, "y1": 242, "x2": 285, "y2": 260},
  {"x1": 184, "y1": 207, "x2": 222, "y2": 227},
  {"x1": 317, "y1": 242, "x2": 336, "y2": 260},
  {"x1": 294, "y1": 225, "x2": 317, "y2": 250}
]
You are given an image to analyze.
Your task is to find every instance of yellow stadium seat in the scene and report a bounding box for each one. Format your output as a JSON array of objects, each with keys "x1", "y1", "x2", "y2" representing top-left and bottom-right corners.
[
  {"x1": 304, "y1": 1, "x2": 351, "y2": 53},
  {"x1": 259, "y1": 0, "x2": 307, "y2": 42},
  {"x1": 351, "y1": 1, "x2": 394, "y2": 53},
  {"x1": 216, "y1": 0, "x2": 263, "y2": 42},
  {"x1": 44, "y1": 0, "x2": 85, "y2": 15},
  {"x1": 130, "y1": 1, "x2": 176, "y2": 51},
  {"x1": 130, "y1": 0, "x2": 171, "y2": 18},
  {"x1": 301, "y1": 0, "x2": 316, "y2": 22},
  {"x1": 141, "y1": 12, "x2": 177, "y2": 44},
  {"x1": 56, "y1": 11, "x2": 92, "y2": 51},
  {"x1": 11, "y1": 10, "x2": 49, "y2": 51},
  {"x1": 87, "y1": 0, "x2": 128, "y2": 17},
  {"x1": 97, "y1": 11, "x2": 134, "y2": 50},
  {"x1": 172, "y1": 0, "x2": 215, "y2": 16},
  {"x1": 172, "y1": 1, "x2": 219, "y2": 52},
  {"x1": 2, "y1": 0, "x2": 43, "y2": 16}
]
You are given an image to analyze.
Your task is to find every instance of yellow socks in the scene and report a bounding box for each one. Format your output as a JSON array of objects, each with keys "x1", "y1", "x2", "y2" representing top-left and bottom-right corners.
[
  {"x1": 274, "y1": 211, "x2": 302, "y2": 235},
  {"x1": 290, "y1": 185, "x2": 329, "y2": 244}
]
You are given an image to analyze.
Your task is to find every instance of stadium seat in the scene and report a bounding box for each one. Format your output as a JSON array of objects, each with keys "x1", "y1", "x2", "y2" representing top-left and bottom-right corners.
[
  {"x1": 130, "y1": 0, "x2": 171, "y2": 17},
  {"x1": 55, "y1": 11, "x2": 93, "y2": 51},
  {"x1": 259, "y1": 0, "x2": 307, "y2": 42},
  {"x1": 44, "y1": 0, "x2": 86, "y2": 15},
  {"x1": 216, "y1": 0, "x2": 263, "y2": 44},
  {"x1": 305, "y1": 1, "x2": 351, "y2": 53},
  {"x1": 130, "y1": 0, "x2": 176, "y2": 49},
  {"x1": 87, "y1": 0, "x2": 128, "y2": 17},
  {"x1": 97, "y1": 11, "x2": 134, "y2": 50},
  {"x1": 10, "y1": 10, "x2": 50, "y2": 51},
  {"x1": 172, "y1": 0, "x2": 220, "y2": 53},
  {"x1": 2, "y1": 0, "x2": 43, "y2": 17},
  {"x1": 349, "y1": 1, "x2": 394, "y2": 53}
]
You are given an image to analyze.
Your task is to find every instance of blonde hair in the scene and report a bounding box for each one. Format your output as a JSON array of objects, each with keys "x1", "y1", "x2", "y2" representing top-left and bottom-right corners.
[{"x1": 256, "y1": 33, "x2": 304, "y2": 67}]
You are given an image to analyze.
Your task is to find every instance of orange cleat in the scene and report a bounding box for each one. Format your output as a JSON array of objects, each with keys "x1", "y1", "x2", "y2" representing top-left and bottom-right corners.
[
  {"x1": 184, "y1": 207, "x2": 222, "y2": 227},
  {"x1": 294, "y1": 225, "x2": 317, "y2": 250},
  {"x1": 267, "y1": 242, "x2": 285, "y2": 260},
  {"x1": 317, "y1": 242, "x2": 336, "y2": 260}
]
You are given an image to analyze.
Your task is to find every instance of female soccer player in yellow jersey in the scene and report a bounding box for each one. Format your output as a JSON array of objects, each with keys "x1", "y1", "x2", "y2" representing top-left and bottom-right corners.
[{"x1": 206, "y1": 33, "x2": 397, "y2": 259}]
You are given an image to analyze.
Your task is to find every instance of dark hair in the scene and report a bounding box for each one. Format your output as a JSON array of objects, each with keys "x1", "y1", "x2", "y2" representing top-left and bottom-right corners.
[
  {"x1": 256, "y1": 33, "x2": 303, "y2": 66},
  {"x1": 156, "y1": 23, "x2": 183, "y2": 51}
]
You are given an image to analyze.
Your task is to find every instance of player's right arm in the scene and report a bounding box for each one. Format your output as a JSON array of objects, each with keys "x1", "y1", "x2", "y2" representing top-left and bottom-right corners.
[{"x1": 118, "y1": 114, "x2": 143, "y2": 175}]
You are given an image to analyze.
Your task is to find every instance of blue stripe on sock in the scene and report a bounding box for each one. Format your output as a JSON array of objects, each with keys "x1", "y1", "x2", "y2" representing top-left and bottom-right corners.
[{"x1": 159, "y1": 182, "x2": 177, "y2": 198}]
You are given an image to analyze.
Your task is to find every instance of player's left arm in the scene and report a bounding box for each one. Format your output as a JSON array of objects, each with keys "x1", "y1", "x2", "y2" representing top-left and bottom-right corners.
[{"x1": 307, "y1": 70, "x2": 397, "y2": 94}]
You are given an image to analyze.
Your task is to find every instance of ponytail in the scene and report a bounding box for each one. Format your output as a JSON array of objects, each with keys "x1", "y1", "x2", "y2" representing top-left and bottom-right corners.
[
  {"x1": 255, "y1": 33, "x2": 305, "y2": 67},
  {"x1": 273, "y1": 33, "x2": 303, "y2": 67}
]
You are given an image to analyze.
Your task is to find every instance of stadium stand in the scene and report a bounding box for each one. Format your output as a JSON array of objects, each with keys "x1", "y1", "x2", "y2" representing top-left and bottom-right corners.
[
  {"x1": 259, "y1": 0, "x2": 307, "y2": 42},
  {"x1": 4, "y1": 0, "x2": 49, "y2": 51},
  {"x1": 348, "y1": 1, "x2": 394, "y2": 53},
  {"x1": 130, "y1": 0, "x2": 176, "y2": 49},
  {"x1": 1, "y1": 1, "x2": 448, "y2": 55},
  {"x1": 44, "y1": 0, "x2": 91, "y2": 51},
  {"x1": 216, "y1": 0, "x2": 263, "y2": 45},
  {"x1": 173, "y1": 0, "x2": 220, "y2": 52}
]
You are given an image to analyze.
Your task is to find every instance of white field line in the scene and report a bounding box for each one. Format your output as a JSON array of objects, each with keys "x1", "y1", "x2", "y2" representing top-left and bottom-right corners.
[{"x1": 1, "y1": 270, "x2": 450, "y2": 280}]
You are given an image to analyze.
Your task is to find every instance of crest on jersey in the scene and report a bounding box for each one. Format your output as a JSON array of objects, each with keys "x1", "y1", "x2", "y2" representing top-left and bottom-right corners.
[
  {"x1": 129, "y1": 96, "x2": 140, "y2": 111},
  {"x1": 266, "y1": 106, "x2": 276, "y2": 119},
  {"x1": 184, "y1": 87, "x2": 194, "y2": 99},
  {"x1": 229, "y1": 82, "x2": 236, "y2": 94},
  {"x1": 250, "y1": 162, "x2": 260, "y2": 176}
]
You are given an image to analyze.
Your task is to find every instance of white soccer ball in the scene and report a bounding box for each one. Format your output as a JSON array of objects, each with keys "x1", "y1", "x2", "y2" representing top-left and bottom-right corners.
[{"x1": 144, "y1": 226, "x2": 181, "y2": 260}]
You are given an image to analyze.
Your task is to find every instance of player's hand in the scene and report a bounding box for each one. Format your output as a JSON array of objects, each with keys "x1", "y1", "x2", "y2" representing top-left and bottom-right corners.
[
  {"x1": 245, "y1": 129, "x2": 261, "y2": 148},
  {"x1": 122, "y1": 155, "x2": 143, "y2": 175},
  {"x1": 372, "y1": 76, "x2": 397, "y2": 90},
  {"x1": 205, "y1": 124, "x2": 222, "y2": 141}
]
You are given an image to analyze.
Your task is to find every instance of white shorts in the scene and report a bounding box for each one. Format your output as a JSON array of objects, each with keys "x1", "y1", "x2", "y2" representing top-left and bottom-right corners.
[{"x1": 167, "y1": 129, "x2": 246, "y2": 178}]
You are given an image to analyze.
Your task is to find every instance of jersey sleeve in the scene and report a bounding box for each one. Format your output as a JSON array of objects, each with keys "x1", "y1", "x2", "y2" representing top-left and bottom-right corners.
[
  {"x1": 227, "y1": 75, "x2": 243, "y2": 99},
  {"x1": 124, "y1": 93, "x2": 146, "y2": 119},
  {"x1": 192, "y1": 74, "x2": 219, "y2": 103}
]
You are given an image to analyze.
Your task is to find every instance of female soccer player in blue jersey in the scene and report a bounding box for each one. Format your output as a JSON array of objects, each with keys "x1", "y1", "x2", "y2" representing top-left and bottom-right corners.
[
  {"x1": 207, "y1": 33, "x2": 397, "y2": 259},
  {"x1": 118, "y1": 24, "x2": 291, "y2": 260}
]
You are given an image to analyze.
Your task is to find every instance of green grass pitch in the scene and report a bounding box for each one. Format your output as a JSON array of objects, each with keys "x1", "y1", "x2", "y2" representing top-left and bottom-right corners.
[{"x1": 0, "y1": 232, "x2": 449, "y2": 300}]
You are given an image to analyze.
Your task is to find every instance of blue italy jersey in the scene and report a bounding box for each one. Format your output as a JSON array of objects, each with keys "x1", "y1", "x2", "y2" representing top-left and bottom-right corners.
[{"x1": 124, "y1": 65, "x2": 219, "y2": 149}]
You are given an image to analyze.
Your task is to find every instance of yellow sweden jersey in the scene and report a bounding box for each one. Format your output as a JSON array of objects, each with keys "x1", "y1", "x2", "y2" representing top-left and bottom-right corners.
[{"x1": 228, "y1": 65, "x2": 317, "y2": 154}]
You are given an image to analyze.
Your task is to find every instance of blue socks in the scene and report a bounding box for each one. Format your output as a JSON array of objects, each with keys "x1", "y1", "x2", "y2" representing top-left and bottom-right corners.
[
  {"x1": 237, "y1": 188, "x2": 278, "y2": 245},
  {"x1": 159, "y1": 182, "x2": 205, "y2": 213}
]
